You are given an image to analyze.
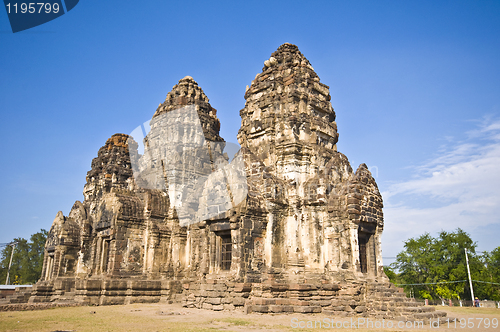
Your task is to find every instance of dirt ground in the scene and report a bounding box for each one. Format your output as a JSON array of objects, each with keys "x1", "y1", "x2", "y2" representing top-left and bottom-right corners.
[{"x1": 0, "y1": 303, "x2": 498, "y2": 332}]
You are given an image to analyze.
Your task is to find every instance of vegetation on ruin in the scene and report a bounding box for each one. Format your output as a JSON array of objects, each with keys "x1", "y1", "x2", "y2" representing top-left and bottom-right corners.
[{"x1": 386, "y1": 228, "x2": 500, "y2": 302}]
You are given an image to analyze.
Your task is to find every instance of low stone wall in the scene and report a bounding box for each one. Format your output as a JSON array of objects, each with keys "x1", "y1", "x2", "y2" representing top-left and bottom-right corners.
[
  {"x1": 180, "y1": 280, "x2": 251, "y2": 311},
  {"x1": 0, "y1": 303, "x2": 81, "y2": 312},
  {"x1": 0, "y1": 289, "x2": 15, "y2": 299}
]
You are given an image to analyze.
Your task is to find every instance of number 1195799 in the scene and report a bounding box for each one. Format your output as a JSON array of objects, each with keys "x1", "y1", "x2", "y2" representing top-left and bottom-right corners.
[
  {"x1": 5, "y1": 3, "x2": 60, "y2": 14},
  {"x1": 447, "y1": 317, "x2": 498, "y2": 329}
]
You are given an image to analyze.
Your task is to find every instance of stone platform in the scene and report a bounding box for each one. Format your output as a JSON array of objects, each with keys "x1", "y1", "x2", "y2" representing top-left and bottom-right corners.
[{"x1": 1, "y1": 278, "x2": 447, "y2": 323}]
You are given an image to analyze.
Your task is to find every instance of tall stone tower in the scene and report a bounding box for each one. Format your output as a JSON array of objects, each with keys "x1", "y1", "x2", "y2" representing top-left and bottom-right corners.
[{"x1": 236, "y1": 43, "x2": 383, "y2": 278}]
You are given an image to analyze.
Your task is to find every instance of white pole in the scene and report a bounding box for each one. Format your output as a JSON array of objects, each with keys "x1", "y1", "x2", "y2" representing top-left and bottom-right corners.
[
  {"x1": 5, "y1": 243, "x2": 16, "y2": 285},
  {"x1": 465, "y1": 248, "x2": 475, "y2": 306}
]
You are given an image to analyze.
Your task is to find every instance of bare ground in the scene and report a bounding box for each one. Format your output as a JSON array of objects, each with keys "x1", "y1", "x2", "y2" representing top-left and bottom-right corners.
[{"x1": 0, "y1": 303, "x2": 498, "y2": 332}]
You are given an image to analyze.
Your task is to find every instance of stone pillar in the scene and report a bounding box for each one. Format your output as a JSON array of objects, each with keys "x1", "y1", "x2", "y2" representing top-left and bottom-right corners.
[
  {"x1": 349, "y1": 224, "x2": 359, "y2": 273},
  {"x1": 52, "y1": 251, "x2": 61, "y2": 279},
  {"x1": 41, "y1": 253, "x2": 49, "y2": 281},
  {"x1": 230, "y1": 228, "x2": 241, "y2": 276},
  {"x1": 285, "y1": 214, "x2": 299, "y2": 267},
  {"x1": 209, "y1": 232, "x2": 216, "y2": 274},
  {"x1": 374, "y1": 229, "x2": 384, "y2": 276},
  {"x1": 45, "y1": 255, "x2": 53, "y2": 280},
  {"x1": 94, "y1": 237, "x2": 102, "y2": 274},
  {"x1": 100, "y1": 240, "x2": 109, "y2": 274},
  {"x1": 142, "y1": 220, "x2": 150, "y2": 275},
  {"x1": 264, "y1": 213, "x2": 274, "y2": 268}
]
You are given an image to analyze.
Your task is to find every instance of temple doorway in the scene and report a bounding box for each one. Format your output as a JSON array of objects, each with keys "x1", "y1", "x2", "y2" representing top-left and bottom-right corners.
[
  {"x1": 358, "y1": 233, "x2": 369, "y2": 273},
  {"x1": 358, "y1": 223, "x2": 375, "y2": 274}
]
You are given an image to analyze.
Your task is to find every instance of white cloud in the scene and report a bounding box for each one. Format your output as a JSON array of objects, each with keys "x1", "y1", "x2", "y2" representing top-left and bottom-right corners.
[{"x1": 381, "y1": 117, "x2": 500, "y2": 259}]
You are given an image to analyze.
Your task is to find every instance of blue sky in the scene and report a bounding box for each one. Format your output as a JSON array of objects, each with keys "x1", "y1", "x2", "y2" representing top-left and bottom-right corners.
[{"x1": 1, "y1": 1, "x2": 499, "y2": 263}]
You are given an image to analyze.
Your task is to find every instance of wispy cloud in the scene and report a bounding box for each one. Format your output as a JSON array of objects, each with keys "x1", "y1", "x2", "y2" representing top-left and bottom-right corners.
[{"x1": 381, "y1": 117, "x2": 500, "y2": 258}]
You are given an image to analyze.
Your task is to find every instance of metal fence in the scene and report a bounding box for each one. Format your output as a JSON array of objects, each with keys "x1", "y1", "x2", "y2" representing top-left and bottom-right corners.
[{"x1": 414, "y1": 298, "x2": 500, "y2": 308}]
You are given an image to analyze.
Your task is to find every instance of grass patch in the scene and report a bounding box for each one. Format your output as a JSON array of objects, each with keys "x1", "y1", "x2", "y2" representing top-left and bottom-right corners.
[
  {"x1": 0, "y1": 305, "x2": 210, "y2": 332},
  {"x1": 217, "y1": 317, "x2": 252, "y2": 326},
  {"x1": 436, "y1": 305, "x2": 500, "y2": 316}
]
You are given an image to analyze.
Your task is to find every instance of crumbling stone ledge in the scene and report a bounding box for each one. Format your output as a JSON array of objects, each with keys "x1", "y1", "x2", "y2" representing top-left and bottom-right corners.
[{"x1": 0, "y1": 303, "x2": 83, "y2": 312}]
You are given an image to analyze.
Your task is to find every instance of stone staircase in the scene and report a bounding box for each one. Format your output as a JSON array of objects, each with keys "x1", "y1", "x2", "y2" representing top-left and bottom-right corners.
[
  {"x1": 0, "y1": 286, "x2": 81, "y2": 311},
  {"x1": 54, "y1": 291, "x2": 77, "y2": 304},
  {"x1": 364, "y1": 281, "x2": 449, "y2": 321},
  {"x1": 242, "y1": 278, "x2": 450, "y2": 323},
  {"x1": 245, "y1": 281, "x2": 341, "y2": 314},
  {"x1": 0, "y1": 287, "x2": 32, "y2": 304}
]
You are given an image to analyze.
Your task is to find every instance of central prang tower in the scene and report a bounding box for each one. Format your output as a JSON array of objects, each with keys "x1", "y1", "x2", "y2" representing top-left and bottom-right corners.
[{"x1": 235, "y1": 43, "x2": 383, "y2": 278}]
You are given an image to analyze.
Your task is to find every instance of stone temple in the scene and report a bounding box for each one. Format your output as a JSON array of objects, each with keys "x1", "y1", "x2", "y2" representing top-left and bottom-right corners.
[{"x1": 15, "y1": 44, "x2": 445, "y2": 320}]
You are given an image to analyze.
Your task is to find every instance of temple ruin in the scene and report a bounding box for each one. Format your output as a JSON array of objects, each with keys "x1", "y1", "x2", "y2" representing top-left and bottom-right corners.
[{"x1": 12, "y1": 44, "x2": 445, "y2": 319}]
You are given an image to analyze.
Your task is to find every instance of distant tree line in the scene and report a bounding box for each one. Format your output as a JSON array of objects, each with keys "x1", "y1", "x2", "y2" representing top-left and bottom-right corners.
[
  {"x1": 0, "y1": 229, "x2": 47, "y2": 285},
  {"x1": 385, "y1": 228, "x2": 500, "y2": 302}
]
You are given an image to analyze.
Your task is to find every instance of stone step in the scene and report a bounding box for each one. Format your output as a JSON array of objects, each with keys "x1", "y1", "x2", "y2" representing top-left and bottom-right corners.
[
  {"x1": 56, "y1": 298, "x2": 77, "y2": 304},
  {"x1": 370, "y1": 295, "x2": 406, "y2": 300},
  {"x1": 5, "y1": 293, "x2": 31, "y2": 304},
  {"x1": 11, "y1": 294, "x2": 31, "y2": 300},
  {"x1": 399, "y1": 301, "x2": 425, "y2": 307},
  {"x1": 385, "y1": 300, "x2": 424, "y2": 307},
  {"x1": 411, "y1": 310, "x2": 447, "y2": 320},
  {"x1": 369, "y1": 285, "x2": 397, "y2": 291},
  {"x1": 247, "y1": 304, "x2": 322, "y2": 314},
  {"x1": 368, "y1": 282, "x2": 396, "y2": 289},
  {"x1": 8, "y1": 299, "x2": 24, "y2": 304},
  {"x1": 373, "y1": 292, "x2": 407, "y2": 298},
  {"x1": 251, "y1": 298, "x2": 329, "y2": 306},
  {"x1": 394, "y1": 306, "x2": 436, "y2": 313}
]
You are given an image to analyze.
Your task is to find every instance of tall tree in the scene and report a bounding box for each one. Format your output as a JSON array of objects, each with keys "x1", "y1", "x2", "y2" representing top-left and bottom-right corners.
[
  {"x1": 475, "y1": 247, "x2": 500, "y2": 301},
  {"x1": 391, "y1": 228, "x2": 480, "y2": 301},
  {"x1": 0, "y1": 229, "x2": 47, "y2": 284},
  {"x1": 27, "y1": 229, "x2": 48, "y2": 282}
]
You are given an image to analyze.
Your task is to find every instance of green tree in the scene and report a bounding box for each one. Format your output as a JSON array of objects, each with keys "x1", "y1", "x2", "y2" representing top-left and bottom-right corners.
[
  {"x1": 391, "y1": 232, "x2": 436, "y2": 299},
  {"x1": 391, "y1": 228, "x2": 480, "y2": 301},
  {"x1": 383, "y1": 265, "x2": 398, "y2": 284},
  {"x1": 491, "y1": 247, "x2": 500, "y2": 300},
  {"x1": 26, "y1": 229, "x2": 48, "y2": 282},
  {"x1": 0, "y1": 229, "x2": 47, "y2": 284},
  {"x1": 475, "y1": 247, "x2": 500, "y2": 301}
]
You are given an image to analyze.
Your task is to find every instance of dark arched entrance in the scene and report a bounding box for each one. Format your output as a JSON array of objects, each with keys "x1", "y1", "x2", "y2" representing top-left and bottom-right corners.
[{"x1": 358, "y1": 223, "x2": 376, "y2": 274}]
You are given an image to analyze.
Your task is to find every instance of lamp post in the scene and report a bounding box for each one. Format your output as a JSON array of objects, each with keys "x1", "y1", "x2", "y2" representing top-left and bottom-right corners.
[
  {"x1": 465, "y1": 248, "x2": 475, "y2": 306},
  {"x1": 5, "y1": 242, "x2": 17, "y2": 285}
]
